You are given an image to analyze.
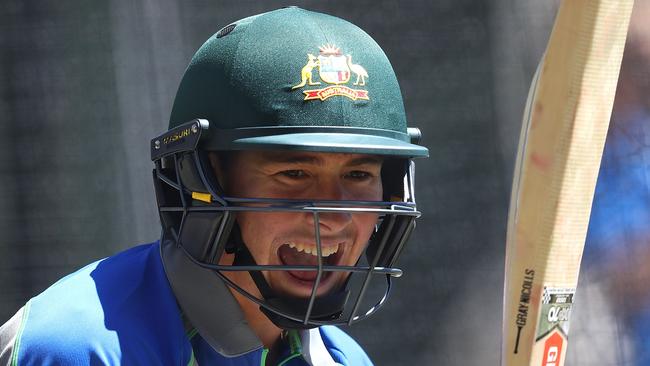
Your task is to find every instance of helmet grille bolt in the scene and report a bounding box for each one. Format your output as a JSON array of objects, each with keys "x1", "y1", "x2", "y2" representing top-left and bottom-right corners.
[
  {"x1": 191, "y1": 124, "x2": 199, "y2": 133},
  {"x1": 154, "y1": 140, "x2": 161, "y2": 149}
]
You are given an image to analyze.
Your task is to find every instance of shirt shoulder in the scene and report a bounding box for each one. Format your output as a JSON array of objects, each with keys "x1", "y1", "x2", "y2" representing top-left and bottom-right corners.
[
  {"x1": 5, "y1": 242, "x2": 192, "y2": 365},
  {"x1": 319, "y1": 326, "x2": 373, "y2": 366}
]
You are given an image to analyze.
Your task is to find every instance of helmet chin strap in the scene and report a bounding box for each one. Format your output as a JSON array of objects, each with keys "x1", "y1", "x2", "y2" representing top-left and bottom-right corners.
[{"x1": 231, "y1": 244, "x2": 350, "y2": 330}]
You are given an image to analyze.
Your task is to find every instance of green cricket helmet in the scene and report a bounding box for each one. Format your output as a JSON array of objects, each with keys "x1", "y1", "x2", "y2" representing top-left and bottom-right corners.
[{"x1": 151, "y1": 7, "x2": 428, "y2": 334}]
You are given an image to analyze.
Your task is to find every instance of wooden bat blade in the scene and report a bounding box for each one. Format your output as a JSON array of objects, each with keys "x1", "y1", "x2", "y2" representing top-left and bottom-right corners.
[{"x1": 501, "y1": 1, "x2": 633, "y2": 366}]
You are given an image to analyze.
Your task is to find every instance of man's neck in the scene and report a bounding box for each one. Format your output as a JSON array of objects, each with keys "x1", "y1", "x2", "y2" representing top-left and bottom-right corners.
[{"x1": 223, "y1": 270, "x2": 283, "y2": 348}]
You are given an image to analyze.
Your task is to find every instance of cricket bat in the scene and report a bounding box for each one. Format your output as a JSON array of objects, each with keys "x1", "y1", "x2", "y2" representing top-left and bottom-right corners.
[{"x1": 501, "y1": 1, "x2": 633, "y2": 365}]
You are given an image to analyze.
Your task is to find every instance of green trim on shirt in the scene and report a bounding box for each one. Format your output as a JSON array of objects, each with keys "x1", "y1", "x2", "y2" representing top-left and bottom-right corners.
[
  {"x1": 187, "y1": 348, "x2": 197, "y2": 366},
  {"x1": 276, "y1": 330, "x2": 304, "y2": 366},
  {"x1": 11, "y1": 301, "x2": 31, "y2": 366},
  {"x1": 186, "y1": 328, "x2": 199, "y2": 366},
  {"x1": 260, "y1": 348, "x2": 269, "y2": 366},
  {"x1": 187, "y1": 327, "x2": 198, "y2": 339}
]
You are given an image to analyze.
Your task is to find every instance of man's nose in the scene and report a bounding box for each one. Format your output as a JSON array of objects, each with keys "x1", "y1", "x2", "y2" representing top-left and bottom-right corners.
[
  {"x1": 308, "y1": 179, "x2": 353, "y2": 233},
  {"x1": 315, "y1": 210, "x2": 352, "y2": 234}
]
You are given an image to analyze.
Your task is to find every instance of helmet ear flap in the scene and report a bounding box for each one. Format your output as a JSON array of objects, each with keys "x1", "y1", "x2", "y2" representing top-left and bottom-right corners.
[
  {"x1": 178, "y1": 151, "x2": 227, "y2": 199},
  {"x1": 381, "y1": 158, "x2": 409, "y2": 201},
  {"x1": 366, "y1": 215, "x2": 416, "y2": 268},
  {"x1": 180, "y1": 210, "x2": 235, "y2": 263},
  {"x1": 370, "y1": 156, "x2": 416, "y2": 268},
  {"x1": 154, "y1": 150, "x2": 235, "y2": 263},
  {"x1": 177, "y1": 152, "x2": 204, "y2": 192},
  {"x1": 152, "y1": 164, "x2": 183, "y2": 240}
]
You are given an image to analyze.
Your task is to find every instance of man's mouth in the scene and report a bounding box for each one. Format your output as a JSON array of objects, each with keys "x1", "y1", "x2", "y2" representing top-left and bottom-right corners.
[{"x1": 278, "y1": 242, "x2": 344, "y2": 282}]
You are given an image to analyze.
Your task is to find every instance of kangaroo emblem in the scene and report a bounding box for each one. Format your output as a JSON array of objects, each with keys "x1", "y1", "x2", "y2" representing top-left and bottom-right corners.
[
  {"x1": 292, "y1": 54, "x2": 321, "y2": 89},
  {"x1": 346, "y1": 55, "x2": 368, "y2": 86},
  {"x1": 292, "y1": 44, "x2": 370, "y2": 102}
]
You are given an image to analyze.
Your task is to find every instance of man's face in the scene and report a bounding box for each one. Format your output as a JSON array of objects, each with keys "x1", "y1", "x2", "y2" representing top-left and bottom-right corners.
[{"x1": 219, "y1": 150, "x2": 383, "y2": 299}]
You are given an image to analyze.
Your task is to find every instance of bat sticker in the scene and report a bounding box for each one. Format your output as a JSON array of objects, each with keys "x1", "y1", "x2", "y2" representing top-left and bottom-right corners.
[{"x1": 536, "y1": 287, "x2": 574, "y2": 340}]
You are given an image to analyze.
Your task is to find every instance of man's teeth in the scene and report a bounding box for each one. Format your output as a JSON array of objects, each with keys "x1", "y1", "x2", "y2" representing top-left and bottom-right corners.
[{"x1": 287, "y1": 242, "x2": 339, "y2": 257}]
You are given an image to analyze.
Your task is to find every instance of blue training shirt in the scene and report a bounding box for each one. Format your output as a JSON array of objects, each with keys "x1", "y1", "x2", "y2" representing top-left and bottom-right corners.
[{"x1": 0, "y1": 242, "x2": 373, "y2": 365}]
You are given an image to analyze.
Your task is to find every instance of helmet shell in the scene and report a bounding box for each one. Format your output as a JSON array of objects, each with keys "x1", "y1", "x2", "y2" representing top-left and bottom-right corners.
[{"x1": 169, "y1": 7, "x2": 427, "y2": 158}]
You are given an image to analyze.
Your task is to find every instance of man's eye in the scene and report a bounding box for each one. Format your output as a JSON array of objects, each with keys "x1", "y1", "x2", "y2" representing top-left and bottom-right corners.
[
  {"x1": 280, "y1": 170, "x2": 307, "y2": 178},
  {"x1": 346, "y1": 171, "x2": 373, "y2": 180}
]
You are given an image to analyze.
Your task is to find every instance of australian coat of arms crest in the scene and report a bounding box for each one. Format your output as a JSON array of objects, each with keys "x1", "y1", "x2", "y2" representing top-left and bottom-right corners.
[{"x1": 292, "y1": 44, "x2": 369, "y2": 101}]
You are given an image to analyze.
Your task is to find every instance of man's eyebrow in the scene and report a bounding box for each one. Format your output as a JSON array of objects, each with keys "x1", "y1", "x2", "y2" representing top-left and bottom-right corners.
[
  {"x1": 345, "y1": 156, "x2": 384, "y2": 166},
  {"x1": 260, "y1": 154, "x2": 320, "y2": 165},
  {"x1": 259, "y1": 154, "x2": 383, "y2": 166}
]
